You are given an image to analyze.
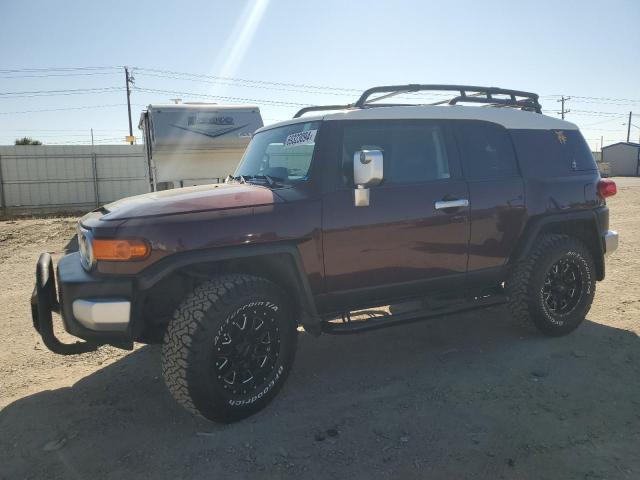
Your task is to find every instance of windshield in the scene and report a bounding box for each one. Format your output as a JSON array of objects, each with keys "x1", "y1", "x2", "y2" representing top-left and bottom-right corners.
[{"x1": 234, "y1": 121, "x2": 320, "y2": 183}]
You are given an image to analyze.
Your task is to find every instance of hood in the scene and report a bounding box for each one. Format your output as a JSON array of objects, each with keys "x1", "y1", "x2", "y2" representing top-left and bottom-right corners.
[{"x1": 99, "y1": 183, "x2": 282, "y2": 220}]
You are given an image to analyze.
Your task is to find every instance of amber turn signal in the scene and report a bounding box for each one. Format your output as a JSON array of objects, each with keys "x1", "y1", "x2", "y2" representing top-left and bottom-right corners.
[{"x1": 92, "y1": 239, "x2": 150, "y2": 261}]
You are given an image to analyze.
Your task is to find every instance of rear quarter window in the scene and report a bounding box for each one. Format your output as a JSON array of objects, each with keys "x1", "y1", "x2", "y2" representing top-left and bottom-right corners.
[
  {"x1": 454, "y1": 121, "x2": 519, "y2": 180},
  {"x1": 510, "y1": 129, "x2": 597, "y2": 177}
]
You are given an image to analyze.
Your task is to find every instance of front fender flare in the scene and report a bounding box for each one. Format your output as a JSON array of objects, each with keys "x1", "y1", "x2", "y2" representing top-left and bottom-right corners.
[{"x1": 134, "y1": 243, "x2": 322, "y2": 334}]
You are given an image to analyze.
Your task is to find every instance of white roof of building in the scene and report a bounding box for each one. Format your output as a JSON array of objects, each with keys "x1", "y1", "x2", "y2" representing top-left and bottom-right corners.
[
  {"x1": 602, "y1": 141, "x2": 640, "y2": 149},
  {"x1": 256, "y1": 104, "x2": 578, "y2": 133},
  {"x1": 146, "y1": 103, "x2": 260, "y2": 111}
]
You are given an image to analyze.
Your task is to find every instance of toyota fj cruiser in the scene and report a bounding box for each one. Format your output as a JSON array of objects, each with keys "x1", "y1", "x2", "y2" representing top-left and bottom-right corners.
[{"x1": 31, "y1": 85, "x2": 619, "y2": 422}]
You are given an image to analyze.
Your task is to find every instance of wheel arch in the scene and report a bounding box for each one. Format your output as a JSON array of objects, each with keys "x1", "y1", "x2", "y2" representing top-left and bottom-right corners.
[
  {"x1": 510, "y1": 211, "x2": 605, "y2": 281},
  {"x1": 133, "y1": 244, "x2": 321, "y2": 341}
]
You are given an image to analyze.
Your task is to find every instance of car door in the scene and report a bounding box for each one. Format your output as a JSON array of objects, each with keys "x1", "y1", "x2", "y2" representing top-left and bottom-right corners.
[
  {"x1": 319, "y1": 119, "x2": 470, "y2": 311},
  {"x1": 453, "y1": 120, "x2": 526, "y2": 287}
]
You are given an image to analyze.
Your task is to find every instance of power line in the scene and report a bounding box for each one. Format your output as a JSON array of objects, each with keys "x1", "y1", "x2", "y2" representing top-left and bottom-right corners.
[
  {"x1": 135, "y1": 71, "x2": 361, "y2": 98},
  {"x1": 41, "y1": 138, "x2": 140, "y2": 145},
  {"x1": 0, "y1": 128, "x2": 129, "y2": 132},
  {"x1": 0, "y1": 103, "x2": 131, "y2": 115},
  {"x1": 3, "y1": 65, "x2": 638, "y2": 105},
  {"x1": 0, "y1": 86, "x2": 122, "y2": 99},
  {"x1": 0, "y1": 132, "x2": 127, "y2": 138},
  {"x1": 0, "y1": 72, "x2": 122, "y2": 79},
  {"x1": 132, "y1": 69, "x2": 640, "y2": 113},
  {"x1": 579, "y1": 116, "x2": 628, "y2": 128},
  {"x1": 132, "y1": 69, "x2": 452, "y2": 103},
  {"x1": 571, "y1": 109, "x2": 629, "y2": 116},
  {"x1": 564, "y1": 98, "x2": 640, "y2": 106},
  {"x1": 543, "y1": 94, "x2": 640, "y2": 103},
  {"x1": 547, "y1": 109, "x2": 629, "y2": 118},
  {"x1": 133, "y1": 67, "x2": 362, "y2": 93},
  {"x1": 0, "y1": 66, "x2": 120, "y2": 74},
  {"x1": 581, "y1": 127, "x2": 628, "y2": 132},
  {"x1": 568, "y1": 95, "x2": 640, "y2": 104},
  {"x1": 133, "y1": 87, "x2": 310, "y2": 107}
]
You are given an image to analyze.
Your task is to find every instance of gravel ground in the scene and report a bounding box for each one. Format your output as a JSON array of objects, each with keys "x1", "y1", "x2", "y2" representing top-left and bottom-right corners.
[{"x1": 1, "y1": 178, "x2": 639, "y2": 480}]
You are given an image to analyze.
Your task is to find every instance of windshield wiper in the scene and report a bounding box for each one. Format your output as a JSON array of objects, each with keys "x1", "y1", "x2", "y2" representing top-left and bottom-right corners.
[
  {"x1": 254, "y1": 174, "x2": 284, "y2": 187},
  {"x1": 227, "y1": 175, "x2": 249, "y2": 184},
  {"x1": 227, "y1": 174, "x2": 286, "y2": 188}
]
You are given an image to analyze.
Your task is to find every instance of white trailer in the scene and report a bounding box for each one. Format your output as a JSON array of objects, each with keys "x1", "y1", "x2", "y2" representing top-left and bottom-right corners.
[{"x1": 138, "y1": 103, "x2": 263, "y2": 190}]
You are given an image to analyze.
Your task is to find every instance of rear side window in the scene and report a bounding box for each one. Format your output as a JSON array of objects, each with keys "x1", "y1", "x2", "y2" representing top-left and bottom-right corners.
[
  {"x1": 455, "y1": 121, "x2": 519, "y2": 180},
  {"x1": 341, "y1": 121, "x2": 450, "y2": 185},
  {"x1": 510, "y1": 129, "x2": 597, "y2": 177}
]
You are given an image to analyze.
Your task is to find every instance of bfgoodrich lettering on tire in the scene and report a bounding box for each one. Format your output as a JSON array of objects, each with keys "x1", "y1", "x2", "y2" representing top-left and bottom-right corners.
[
  {"x1": 161, "y1": 274, "x2": 297, "y2": 422},
  {"x1": 506, "y1": 234, "x2": 596, "y2": 336}
]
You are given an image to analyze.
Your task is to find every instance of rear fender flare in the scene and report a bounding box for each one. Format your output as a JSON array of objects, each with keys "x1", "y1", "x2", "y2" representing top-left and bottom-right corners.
[{"x1": 510, "y1": 210, "x2": 605, "y2": 280}]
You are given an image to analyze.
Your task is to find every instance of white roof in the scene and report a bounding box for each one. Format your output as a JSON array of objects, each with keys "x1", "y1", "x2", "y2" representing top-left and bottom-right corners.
[
  {"x1": 146, "y1": 104, "x2": 260, "y2": 111},
  {"x1": 256, "y1": 104, "x2": 578, "y2": 133}
]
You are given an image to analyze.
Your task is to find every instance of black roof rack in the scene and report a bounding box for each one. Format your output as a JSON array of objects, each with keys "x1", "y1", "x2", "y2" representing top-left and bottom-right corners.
[
  {"x1": 293, "y1": 84, "x2": 542, "y2": 118},
  {"x1": 293, "y1": 104, "x2": 354, "y2": 118}
]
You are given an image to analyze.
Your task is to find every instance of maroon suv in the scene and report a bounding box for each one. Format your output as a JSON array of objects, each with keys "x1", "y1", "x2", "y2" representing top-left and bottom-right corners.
[{"x1": 31, "y1": 85, "x2": 619, "y2": 422}]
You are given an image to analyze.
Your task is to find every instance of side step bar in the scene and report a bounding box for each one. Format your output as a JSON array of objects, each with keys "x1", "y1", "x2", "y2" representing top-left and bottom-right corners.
[{"x1": 320, "y1": 295, "x2": 508, "y2": 335}]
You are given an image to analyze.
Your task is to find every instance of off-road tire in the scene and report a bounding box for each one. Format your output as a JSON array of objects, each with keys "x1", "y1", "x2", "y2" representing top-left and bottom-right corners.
[
  {"x1": 506, "y1": 234, "x2": 596, "y2": 336},
  {"x1": 162, "y1": 274, "x2": 297, "y2": 422}
]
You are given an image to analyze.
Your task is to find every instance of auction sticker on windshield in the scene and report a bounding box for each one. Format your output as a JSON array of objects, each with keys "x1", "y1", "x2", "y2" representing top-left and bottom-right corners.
[{"x1": 284, "y1": 129, "x2": 317, "y2": 148}]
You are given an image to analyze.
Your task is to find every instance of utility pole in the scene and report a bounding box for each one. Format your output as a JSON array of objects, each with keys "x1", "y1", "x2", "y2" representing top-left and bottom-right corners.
[
  {"x1": 91, "y1": 128, "x2": 94, "y2": 147},
  {"x1": 557, "y1": 96, "x2": 571, "y2": 120},
  {"x1": 124, "y1": 67, "x2": 134, "y2": 145},
  {"x1": 627, "y1": 111, "x2": 632, "y2": 143}
]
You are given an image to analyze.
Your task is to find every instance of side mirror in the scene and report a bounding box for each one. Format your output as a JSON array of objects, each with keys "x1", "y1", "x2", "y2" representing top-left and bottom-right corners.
[
  {"x1": 354, "y1": 150, "x2": 383, "y2": 187},
  {"x1": 353, "y1": 149, "x2": 383, "y2": 207}
]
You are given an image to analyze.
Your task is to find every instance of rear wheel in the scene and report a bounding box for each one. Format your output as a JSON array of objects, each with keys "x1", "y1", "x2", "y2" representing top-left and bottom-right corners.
[
  {"x1": 507, "y1": 234, "x2": 596, "y2": 336},
  {"x1": 162, "y1": 274, "x2": 297, "y2": 422}
]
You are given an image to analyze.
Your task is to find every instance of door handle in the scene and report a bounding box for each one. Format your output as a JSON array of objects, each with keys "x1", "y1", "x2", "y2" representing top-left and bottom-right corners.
[{"x1": 434, "y1": 199, "x2": 469, "y2": 210}]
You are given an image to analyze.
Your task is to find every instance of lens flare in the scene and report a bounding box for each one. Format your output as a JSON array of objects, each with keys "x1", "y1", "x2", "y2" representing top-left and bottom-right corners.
[{"x1": 212, "y1": 0, "x2": 270, "y2": 95}]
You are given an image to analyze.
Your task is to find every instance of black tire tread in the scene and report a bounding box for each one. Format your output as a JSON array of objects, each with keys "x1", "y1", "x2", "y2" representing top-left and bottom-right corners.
[
  {"x1": 161, "y1": 274, "x2": 276, "y2": 419},
  {"x1": 506, "y1": 233, "x2": 594, "y2": 334}
]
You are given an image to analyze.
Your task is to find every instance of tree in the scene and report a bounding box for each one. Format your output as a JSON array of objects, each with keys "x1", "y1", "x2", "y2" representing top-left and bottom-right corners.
[{"x1": 15, "y1": 137, "x2": 43, "y2": 145}]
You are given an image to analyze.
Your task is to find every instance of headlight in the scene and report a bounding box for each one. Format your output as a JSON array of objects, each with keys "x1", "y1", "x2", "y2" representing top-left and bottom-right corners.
[
  {"x1": 77, "y1": 224, "x2": 150, "y2": 269},
  {"x1": 77, "y1": 225, "x2": 95, "y2": 271}
]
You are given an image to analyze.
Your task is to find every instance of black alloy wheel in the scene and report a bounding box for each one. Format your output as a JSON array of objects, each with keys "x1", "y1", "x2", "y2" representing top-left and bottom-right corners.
[
  {"x1": 214, "y1": 304, "x2": 281, "y2": 396},
  {"x1": 162, "y1": 275, "x2": 297, "y2": 423},
  {"x1": 541, "y1": 257, "x2": 584, "y2": 315},
  {"x1": 506, "y1": 234, "x2": 596, "y2": 337}
]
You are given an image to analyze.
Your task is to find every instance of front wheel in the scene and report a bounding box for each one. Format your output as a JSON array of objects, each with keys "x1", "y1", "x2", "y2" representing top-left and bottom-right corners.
[
  {"x1": 162, "y1": 274, "x2": 297, "y2": 422},
  {"x1": 506, "y1": 234, "x2": 596, "y2": 336}
]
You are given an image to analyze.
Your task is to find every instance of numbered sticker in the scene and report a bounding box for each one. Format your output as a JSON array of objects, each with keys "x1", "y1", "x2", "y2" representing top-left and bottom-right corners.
[{"x1": 284, "y1": 129, "x2": 317, "y2": 148}]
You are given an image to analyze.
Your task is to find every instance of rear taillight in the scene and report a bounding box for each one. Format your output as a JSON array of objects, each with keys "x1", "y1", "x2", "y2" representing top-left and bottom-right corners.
[{"x1": 597, "y1": 179, "x2": 617, "y2": 198}]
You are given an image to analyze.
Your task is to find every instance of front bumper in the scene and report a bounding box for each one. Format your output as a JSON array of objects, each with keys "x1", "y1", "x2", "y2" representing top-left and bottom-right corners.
[
  {"x1": 31, "y1": 252, "x2": 134, "y2": 354},
  {"x1": 604, "y1": 230, "x2": 618, "y2": 256}
]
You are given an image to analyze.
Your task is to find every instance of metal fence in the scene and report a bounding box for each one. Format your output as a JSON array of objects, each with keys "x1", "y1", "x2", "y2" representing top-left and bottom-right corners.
[{"x1": 0, "y1": 145, "x2": 150, "y2": 216}]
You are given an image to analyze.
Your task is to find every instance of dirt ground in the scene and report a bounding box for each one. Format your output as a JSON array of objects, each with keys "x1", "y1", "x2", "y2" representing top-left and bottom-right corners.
[{"x1": 1, "y1": 178, "x2": 639, "y2": 480}]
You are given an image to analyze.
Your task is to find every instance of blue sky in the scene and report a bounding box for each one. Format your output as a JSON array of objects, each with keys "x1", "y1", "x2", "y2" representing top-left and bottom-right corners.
[{"x1": 0, "y1": 0, "x2": 638, "y2": 149}]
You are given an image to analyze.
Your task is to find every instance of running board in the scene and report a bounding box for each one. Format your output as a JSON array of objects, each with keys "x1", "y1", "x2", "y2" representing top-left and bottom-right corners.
[{"x1": 320, "y1": 295, "x2": 508, "y2": 335}]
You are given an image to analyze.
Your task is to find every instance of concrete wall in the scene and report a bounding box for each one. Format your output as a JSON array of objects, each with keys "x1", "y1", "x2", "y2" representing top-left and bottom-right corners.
[
  {"x1": 603, "y1": 143, "x2": 640, "y2": 176},
  {"x1": 0, "y1": 145, "x2": 150, "y2": 216}
]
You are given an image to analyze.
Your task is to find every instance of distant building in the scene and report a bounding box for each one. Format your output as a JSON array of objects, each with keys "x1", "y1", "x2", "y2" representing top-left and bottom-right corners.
[{"x1": 602, "y1": 142, "x2": 640, "y2": 176}]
